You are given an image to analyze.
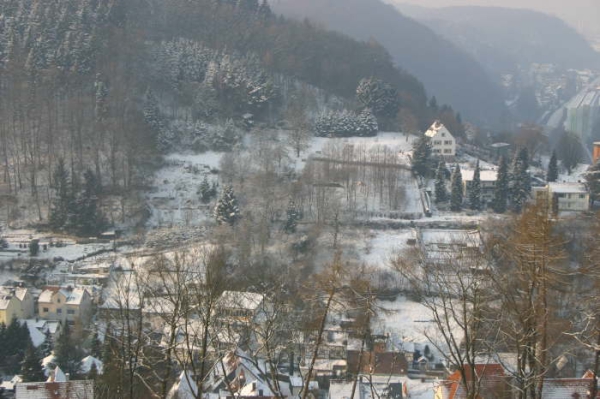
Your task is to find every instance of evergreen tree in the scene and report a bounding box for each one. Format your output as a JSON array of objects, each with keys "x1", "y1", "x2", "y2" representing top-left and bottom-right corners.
[
  {"x1": 469, "y1": 160, "x2": 482, "y2": 210},
  {"x1": 49, "y1": 158, "x2": 73, "y2": 231},
  {"x1": 547, "y1": 150, "x2": 558, "y2": 182},
  {"x1": 412, "y1": 136, "x2": 432, "y2": 178},
  {"x1": 214, "y1": 185, "x2": 241, "y2": 226},
  {"x1": 510, "y1": 148, "x2": 531, "y2": 213},
  {"x1": 450, "y1": 164, "x2": 463, "y2": 212},
  {"x1": 40, "y1": 330, "x2": 53, "y2": 357},
  {"x1": 90, "y1": 330, "x2": 102, "y2": 359},
  {"x1": 356, "y1": 77, "x2": 399, "y2": 118},
  {"x1": 493, "y1": 155, "x2": 509, "y2": 214},
  {"x1": 21, "y1": 340, "x2": 45, "y2": 382},
  {"x1": 200, "y1": 176, "x2": 212, "y2": 203},
  {"x1": 284, "y1": 200, "x2": 301, "y2": 233},
  {"x1": 434, "y1": 162, "x2": 448, "y2": 204},
  {"x1": 73, "y1": 170, "x2": 107, "y2": 236},
  {"x1": 87, "y1": 362, "x2": 99, "y2": 380},
  {"x1": 54, "y1": 322, "x2": 82, "y2": 377}
]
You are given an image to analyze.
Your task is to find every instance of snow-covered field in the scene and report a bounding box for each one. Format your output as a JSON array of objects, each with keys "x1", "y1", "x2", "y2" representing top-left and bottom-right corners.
[
  {"x1": 145, "y1": 152, "x2": 223, "y2": 228},
  {"x1": 361, "y1": 229, "x2": 417, "y2": 271},
  {"x1": 0, "y1": 229, "x2": 114, "y2": 262}
]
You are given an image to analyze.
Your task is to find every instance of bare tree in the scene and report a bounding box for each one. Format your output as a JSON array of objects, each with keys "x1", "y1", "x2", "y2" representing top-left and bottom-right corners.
[{"x1": 391, "y1": 231, "x2": 495, "y2": 399}]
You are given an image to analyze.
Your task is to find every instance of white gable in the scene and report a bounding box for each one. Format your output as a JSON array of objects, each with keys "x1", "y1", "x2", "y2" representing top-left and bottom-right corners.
[{"x1": 425, "y1": 121, "x2": 453, "y2": 140}]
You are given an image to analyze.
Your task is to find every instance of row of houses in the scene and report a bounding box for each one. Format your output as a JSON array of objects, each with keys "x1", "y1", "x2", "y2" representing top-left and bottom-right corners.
[{"x1": 0, "y1": 285, "x2": 92, "y2": 327}]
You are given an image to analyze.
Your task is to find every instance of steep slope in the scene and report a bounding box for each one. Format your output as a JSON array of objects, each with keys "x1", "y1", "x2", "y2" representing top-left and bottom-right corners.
[
  {"x1": 395, "y1": 4, "x2": 600, "y2": 77},
  {"x1": 271, "y1": 0, "x2": 508, "y2": 128}
]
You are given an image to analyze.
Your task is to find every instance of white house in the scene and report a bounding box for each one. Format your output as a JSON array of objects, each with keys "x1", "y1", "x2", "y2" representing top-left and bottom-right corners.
[
  {"x1": 534, "y1": 182, "x2": 590, "y2": 214},
  {"x1": 425, "y1": 121, "x2": 456, "y2": 157},
  {"x1": 462, "y1": 169, "x2": 498, "y2": 207}
]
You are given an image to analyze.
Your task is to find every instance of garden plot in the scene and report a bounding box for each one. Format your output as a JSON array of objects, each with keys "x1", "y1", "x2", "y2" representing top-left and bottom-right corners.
[
  {"x1": 145, "y1": 152, "x2": 223, "y2": 228},
  {"x1": 301, "y1": 134, "x2": 424, "y2": 219}
]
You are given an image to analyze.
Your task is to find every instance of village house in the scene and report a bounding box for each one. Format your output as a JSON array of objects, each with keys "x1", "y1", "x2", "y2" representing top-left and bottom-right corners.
[
  {"x1": 0, "y1": 287, "x2": 34, "y2": 325},
  {"x1": 15, "y1": 380, "x2": 94, "y2": 399},
  {"x1": 425, "y1": 121, "x2": 456, "y2": 157},
  {"x1": 534, "y1": 182, "x2": 590, "y2": 214},
  {"x1": 462, "y1": 169, "x2": 498, "y2": 208},
  {"x1": 37, "y1": 286, "x2": 92, "y2": 326}
]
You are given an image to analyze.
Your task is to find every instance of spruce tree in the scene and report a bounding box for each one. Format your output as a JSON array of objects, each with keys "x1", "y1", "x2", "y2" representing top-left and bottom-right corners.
[
  {"x1": 49, "y1": 158, "x2": 73, "y2": 231},
  {"x1": 450, "y1": 164, "x2": 463, "y2": 212},
  {"x1": 510, "y1": 148, "x2": 531, "y2": 213},
  {"x1": 90, "y1": 330, "x2": 102, "y2": 359},
  {"x1": 469, "y1": 160, "x2": 482, "y2": 210},
  {"x1": 200, "y1": 176, "x2": 212, "y2": 203},
  {"x1": 214, "y1": 185, "x2": 241, "y2": 226},
  {"x1": 21, "y1": 340, "x2": 45, "y2": 382},
  {"x1": 493, "y1": 155, "x2": 509, "y2": 213},
  {"x1": 547, "y1": 151, "x2": 558, "y2": 182},
  {"x1": 54, "y1": 322, "x2": 82, "y2": 378},
  {"x1": 434, "y1": 162, "x2": 448, "y2": 203},
  {"x1": 412, "y1": 136, "x2": 432, "y2": 178},
  {"x1": 73, "y1": 170, "x2": 107, "y2": 236}
]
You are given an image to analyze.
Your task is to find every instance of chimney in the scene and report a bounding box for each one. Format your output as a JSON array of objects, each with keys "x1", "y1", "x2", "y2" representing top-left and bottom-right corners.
[
  {"x1": 65, "y1": 373, "x2": 70, "y2": 382},
  {"x1": 593, "y1": 142, "x2": 600, "y2": 164}
]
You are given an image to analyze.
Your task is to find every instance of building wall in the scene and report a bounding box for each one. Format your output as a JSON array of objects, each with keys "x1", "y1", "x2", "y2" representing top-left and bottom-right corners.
[{"x1": 0, "y1": 298, "x2": 19, "y2": 325}]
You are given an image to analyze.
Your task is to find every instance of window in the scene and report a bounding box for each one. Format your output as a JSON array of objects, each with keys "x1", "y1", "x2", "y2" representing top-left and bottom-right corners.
[
  {"x1": 444, "y1": 149, "x2": 452, "y2": 154},
  {"x1": 57, "y1": 298, "x2": 60, "y2": 303},
  {"x1": 67, "y1": 309, "x2": 75, "y2": 315},
  {"x1": 43, "y1": 307, "x2": 49, "y2": 313},
  {"x1": 442, "y1": 133, "x2": 446, "y2": 137},
  {"x1": 580, "y1": 194, "x2": 586, "y2": 199},
  {"x1": 434, "y1": 140, "x2": 441, "y2": 145},
  {"x1": 434, "y1": 149, "x2": 441, "y2": 153},
  {"x1": 57, "y1": 309, "x2": 62, "y2": 314},
  {"x1": 444, "y1": 140, "x2": 452, "y2": 145}
]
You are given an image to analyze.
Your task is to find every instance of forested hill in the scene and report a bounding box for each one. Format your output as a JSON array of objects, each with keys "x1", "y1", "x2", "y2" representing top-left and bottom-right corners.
[
  {"x1": 396, "y1": 4, "x2": 600, "y2": 77},
  {"x1": 271, "y1": 0, "x2": 509, "y2": 128},
  {"x1": 0, "y1": 0, "x2": 433, "y2": 198}
]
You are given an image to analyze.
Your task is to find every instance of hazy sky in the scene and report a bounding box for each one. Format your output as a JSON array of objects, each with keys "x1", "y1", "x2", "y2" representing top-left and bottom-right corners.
[{"x1": 388, "y1": 0, "x2": 600, "y2": 38}]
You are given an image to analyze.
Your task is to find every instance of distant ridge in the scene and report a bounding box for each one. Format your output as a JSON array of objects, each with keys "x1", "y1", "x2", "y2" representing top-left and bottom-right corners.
[{"x1": 272, "y1": 0, "x2": 509, "y2": 128}]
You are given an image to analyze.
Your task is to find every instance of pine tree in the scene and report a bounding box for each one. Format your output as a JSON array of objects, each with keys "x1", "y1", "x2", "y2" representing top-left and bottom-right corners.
[
  {"x1": 200, "y1": 176, "x2": 212, "y2": 203},
  {"x1": 450, "y1": 164, "x2": 463, "y2": 212},
  {"x1": 284, "y1": 200, "x2": 301, "y2": 233},
  {"x1": 547, "y1": 150, "x2": 558, "y2": 182},
  {"x1": 49, "y1": 158, "x2": 73, "y2": 231},
  {"x1": 412, "y1": 136, "x2": 432, "y2": 178},
  {"x1": 493, "y1": 155, "x2": 509, "y2": 214},
  {"x1": 21, "y1": 340, "x2": 45, "y2": 382},
  {"x1": 54, "y1": 322, "x2": 82, "y2": 377},
  {"x1": 510, "y1": 148, "x2": 531, "y2": 213},
  {"x1": 469, "y1": 160, "x2": 482, "y2": 210},
  {"x1": 214, "y1": 185, "x2": 241, "y2": 226},
  {"x1": 434, "y1": 162, "x2": 448, "y2": 203},
  {"x1": 87, "y1": 362, "x2": 99, "y2": 380}
]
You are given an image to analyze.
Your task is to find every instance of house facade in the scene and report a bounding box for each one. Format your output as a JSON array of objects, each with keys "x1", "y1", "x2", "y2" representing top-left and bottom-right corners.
[
  {"x1": 462, "y1": 169, "x2": 498, "y2": 207},
  {"x1": 38, "y1": 287, "x2": 92, "y2": 325},
  {"x1": 0, "y1": 287, "x2": 34, "y2": 325},
  {"x1": 534, "y1": 182, "x2": 590, "y2": 214},
  {"x1": 425, "y1": 121, "x2": 456, "y2": 157}
]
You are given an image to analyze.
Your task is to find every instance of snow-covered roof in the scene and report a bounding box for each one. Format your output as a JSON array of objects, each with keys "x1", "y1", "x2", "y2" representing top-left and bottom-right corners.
[
  {"x1": 16, "y1": 380, "x2": 94, "y2": 399},
  {"x1": 462, "y1": 169, "x2": 498, "y2": 182},
  {"x1": 167, "y1": 371, "x2": 198, "y2": 399},
  {"x1": 0, "y1": 375, "x2": 22, "y2": 391},
  {"x1": 548, "y1": 182, "x2": 588, "y2": 194},
  {"x1": 239, "y1": 380, "x2": 274, "y2": 397},
  {"x1": 424, "y1": 121, "x2": 453, "y2": 139},
  {"x1": 20, "y1": 319, "x2": 47, "y2": 348},
  {"x1": 0, "y1": 287, "x2": 30, "y2": 302},
  {"x1": 80, "y1": 356, "x2": 103, "y2": 375},
  {"x1": 216, "y1": 291, "x2": 264, "y2": 311},
  {"x1": 38, "y1": 287, "x2": 89, "y2": 305},
  {"x1": 0, "y1": 295, "x2": 11, "y2": 310},
  {"x1": 48, "y1": 366, "x2": 67, "y2": 383}
]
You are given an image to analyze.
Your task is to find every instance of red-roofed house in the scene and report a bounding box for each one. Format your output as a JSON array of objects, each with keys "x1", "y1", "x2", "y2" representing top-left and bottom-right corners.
[{"x1": 434, "y1": 364, "x2": 511, "y2": 399}]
